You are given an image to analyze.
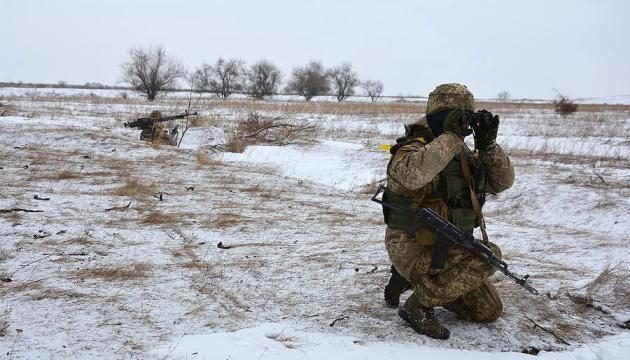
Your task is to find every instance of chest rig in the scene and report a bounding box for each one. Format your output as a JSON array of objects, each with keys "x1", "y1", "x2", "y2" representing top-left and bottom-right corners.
[{"x1": 384, "y1": 135, "x2": 488, "y2": 241}]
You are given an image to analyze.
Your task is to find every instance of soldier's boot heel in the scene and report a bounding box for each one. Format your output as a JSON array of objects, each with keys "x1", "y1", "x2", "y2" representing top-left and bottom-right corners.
[
  {"x1": 398, "y1": 294, "x2": 450, "y2": 340},
  {"x1": 384, "y1": 265, "x2": 411, "y2": 308}
]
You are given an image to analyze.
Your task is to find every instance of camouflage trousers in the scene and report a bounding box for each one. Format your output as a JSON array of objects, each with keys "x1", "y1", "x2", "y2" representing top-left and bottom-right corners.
[{"x1": 385, "y1": 227, "x2": 503, "y2": 322}]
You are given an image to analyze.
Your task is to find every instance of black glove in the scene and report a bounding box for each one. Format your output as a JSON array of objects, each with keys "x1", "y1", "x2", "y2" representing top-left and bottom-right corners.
[
  {"x1": 443, "y1": 109, "x2": 467, "y2": 140},
  {"x1": 472, "y1": 110, "x2": 499, "y2": 151}
]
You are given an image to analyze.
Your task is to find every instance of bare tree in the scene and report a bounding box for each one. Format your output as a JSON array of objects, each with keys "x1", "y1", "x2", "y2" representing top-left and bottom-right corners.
[
  {"x1": 362, "y1": 80, "x2": 384, "y2": 102},
  {"x1": 193, "y1": 58, "x2": 244, "y2": 99},
  {"x1": 120, "y1": 45, "x2": 185, "y2": 101},
  {"x1": 329, "y1": 62, "x2": 359, "y2": 102},
  {"x1": 244, "y1": 60, "x2": 282, "y2": 99},
  {"x1": 497, "y1": 91, "x2": 511, "y2": 100},
  {"x1": 285, "y1": 61, "x2": 330, "y2": 101}
]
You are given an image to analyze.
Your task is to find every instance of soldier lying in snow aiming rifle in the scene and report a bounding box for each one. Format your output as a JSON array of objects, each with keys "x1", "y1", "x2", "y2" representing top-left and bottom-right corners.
[
  {"x1": 124, "y1": 110, "x2": 197, "y2": 145},
  {"x1": 375, "y1": 83, "x2": 538, "y2": 340}
]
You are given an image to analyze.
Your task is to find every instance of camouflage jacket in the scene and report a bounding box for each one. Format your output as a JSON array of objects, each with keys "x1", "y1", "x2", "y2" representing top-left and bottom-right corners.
[
  {"x1": 387, "y1": 117, "x2": 513, "y2": 200},
  {"x1": 384, "y1": 116, "x2": 514, "y2": 280}
]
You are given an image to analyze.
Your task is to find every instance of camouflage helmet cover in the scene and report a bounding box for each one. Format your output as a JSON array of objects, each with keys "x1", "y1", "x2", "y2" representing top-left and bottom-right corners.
[
  {"x1": 426, "y1": 83, "x2": 474, "y2": 115},
  {"x1": 149, "y1": 110, "x2": 162, "y2": 119}
]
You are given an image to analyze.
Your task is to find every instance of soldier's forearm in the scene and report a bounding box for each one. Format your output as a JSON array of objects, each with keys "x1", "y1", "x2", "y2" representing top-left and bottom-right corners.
[
  {"x1": 389, "y1": 133, "x2": 463, "y2": 190},
  {"x1": 479, "y1": 143, "x2": 514, "y2": 193}
]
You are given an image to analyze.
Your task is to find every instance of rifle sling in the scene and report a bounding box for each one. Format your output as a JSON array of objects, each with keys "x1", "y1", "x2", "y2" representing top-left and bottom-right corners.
[{"x1": 459, "y1": 151, "x2": 488, "y2": 242}]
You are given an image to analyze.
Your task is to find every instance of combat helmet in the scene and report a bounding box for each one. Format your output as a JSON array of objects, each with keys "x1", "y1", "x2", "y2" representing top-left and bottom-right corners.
[
  {"x1": 426, "y1": 83, "x2": 474, "y2": 115},
  {"x1": 149, "y1": 110, "x2": 162, "y2": 119}
]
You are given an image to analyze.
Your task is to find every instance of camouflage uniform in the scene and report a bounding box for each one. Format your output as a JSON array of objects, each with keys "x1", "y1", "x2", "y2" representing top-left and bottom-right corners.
[
  {"x1": 384, "y1": 84, "x2": 514, "y2": 323},
  {"x1": 140, "y1": 110, "x2": 175, "y2": 145}
]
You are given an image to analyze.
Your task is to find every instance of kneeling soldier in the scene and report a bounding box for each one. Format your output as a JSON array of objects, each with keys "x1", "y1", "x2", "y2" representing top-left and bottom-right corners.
[{"x1": 383, "y1": 83, "x2": 514, "y2": 339}]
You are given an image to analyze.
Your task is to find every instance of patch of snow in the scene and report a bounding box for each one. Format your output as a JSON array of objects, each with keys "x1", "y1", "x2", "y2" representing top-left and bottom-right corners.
[
  {"x1": 155, "y1": 323, "x2": 630, "y2": 360},
  {"x1": 220, "y1": 140, "x2": 384, "y2": 190},
  {"x1": 178, "y1": 126, "x2": 226, "y2": 150}
]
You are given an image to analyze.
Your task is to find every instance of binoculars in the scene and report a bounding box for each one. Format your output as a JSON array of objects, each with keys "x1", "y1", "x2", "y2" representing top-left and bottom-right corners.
[{"x1": 462, "y1": 110, "x2": 494, "y2": 128}]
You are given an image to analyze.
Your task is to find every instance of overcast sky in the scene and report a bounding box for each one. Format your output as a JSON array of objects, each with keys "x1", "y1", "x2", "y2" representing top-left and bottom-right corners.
[{"x1": 2, "y1": 0, "x2": 629, "y2": 99}]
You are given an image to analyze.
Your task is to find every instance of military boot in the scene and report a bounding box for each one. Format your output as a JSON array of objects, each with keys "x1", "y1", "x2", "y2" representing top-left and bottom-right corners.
[
  {"x1": 384, "y1": 265, "x2": 411, "y2": 307},
  {"x1": 398, "y1": 293, "x2": 450, "y2": 340}
]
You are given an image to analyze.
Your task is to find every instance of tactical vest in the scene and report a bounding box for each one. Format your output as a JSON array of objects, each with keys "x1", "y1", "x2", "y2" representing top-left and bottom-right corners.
[
  {"x1": 439, "y1": 154, "x2": 486, "y2": 231},
  {"x1": 384, "y1": 136, "x2": 486, "y2": 236}
]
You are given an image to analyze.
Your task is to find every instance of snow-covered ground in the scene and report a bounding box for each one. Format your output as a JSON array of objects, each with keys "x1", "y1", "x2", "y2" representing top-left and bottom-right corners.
[{"x1": 0, "y1": 91, "x2": 628, "y2": 359}]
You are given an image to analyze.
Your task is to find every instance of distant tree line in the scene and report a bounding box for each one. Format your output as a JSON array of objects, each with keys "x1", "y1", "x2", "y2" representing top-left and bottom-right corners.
[{"x1": 120, "y1": 45, "x2": 384, "y2": 102}]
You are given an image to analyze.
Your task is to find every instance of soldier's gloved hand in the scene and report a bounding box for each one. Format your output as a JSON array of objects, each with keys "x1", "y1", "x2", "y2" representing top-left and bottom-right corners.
[
  {"x1": 473, "y1": 110, "x2": 499, "y2": 151},
  {"x1": 442, "y1": 109, "x2": 467, "y2": 140}
]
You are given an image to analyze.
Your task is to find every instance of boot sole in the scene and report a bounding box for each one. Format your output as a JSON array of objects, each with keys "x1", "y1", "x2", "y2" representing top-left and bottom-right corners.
[{"x1": 398, "y1": 307, "x2": 451, "y2": 340}]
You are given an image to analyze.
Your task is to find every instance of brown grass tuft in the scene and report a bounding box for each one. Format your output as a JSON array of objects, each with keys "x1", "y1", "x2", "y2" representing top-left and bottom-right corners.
[
  {"x1": 112, "y1": 179, "x2": 155, "y2": 197},
  {"x1": 29, "y1": 288, "x2": 87, "y2": 301},
  {"x1": 196, "y1": 149, "x2": 221, "y2": 166},
  {"x1": 360, "y1": 177, "x2": 379, "y2": 195},
  {"x1": 141, "y1": 211, "x2": 180, "y2": 225},
  {"x1": 178, "y1": 261, "x2": 208, "y2": 270},
  {"x1": 70, "y1": 262, "x2": 151, "y2": 282},
  {"x1": 54, "y1": 170, "x2": 82, "y2": 180},
  {"x1": 224, "y1": 133, "x2": 245, "y2": 153},
  {"x1": 207, "y1": 212, "x2": 245, "y2": 229}
]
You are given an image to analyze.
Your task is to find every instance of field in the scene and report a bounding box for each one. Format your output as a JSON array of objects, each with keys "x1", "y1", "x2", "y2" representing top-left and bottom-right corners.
[{"x1": 0, "y1": 87, "x2": 628, "y2": 359}]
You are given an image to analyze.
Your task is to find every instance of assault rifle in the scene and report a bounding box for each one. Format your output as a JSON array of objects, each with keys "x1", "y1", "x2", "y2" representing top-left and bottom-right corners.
[
  {"x1": 124, "y1": 111, "x2": 198, "y2": 129},
  {"x1": 372, "y1": 185, "x2": 538, "y2": 295}
]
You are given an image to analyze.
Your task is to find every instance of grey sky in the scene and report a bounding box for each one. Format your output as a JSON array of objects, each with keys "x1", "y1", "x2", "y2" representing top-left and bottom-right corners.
[{"x1": 2, "y1": 0, "x2": 629, "y2": 99}]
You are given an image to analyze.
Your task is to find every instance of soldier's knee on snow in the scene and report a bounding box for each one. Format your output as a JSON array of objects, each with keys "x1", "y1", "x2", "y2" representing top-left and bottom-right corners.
[
  {"x1": 472, "y1": 298, "x2": 503, "y2": 323},
  {"x1": 465, "y1": 280, "x2": 503, "y2": 323}
]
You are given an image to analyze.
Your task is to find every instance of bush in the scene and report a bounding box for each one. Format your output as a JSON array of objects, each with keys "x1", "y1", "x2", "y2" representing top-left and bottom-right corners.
[{"x1": 554, "y1": 95, "x2": 578, "y2": 116}]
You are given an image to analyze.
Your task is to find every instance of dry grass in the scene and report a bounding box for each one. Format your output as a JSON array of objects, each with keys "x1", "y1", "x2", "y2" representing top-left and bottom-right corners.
[
  {"x1": 54, "y1": 170, "x2": 82, "y2": 180},
  {"x1": 224, "y1": 132, "x2": 245, "y2": 153},
  {"x1": 64, "y1": 233, "x2": 91, "y2": 245},
  {"x1": 112, "y1": 179, "x2": 156, "y2": 197},
  {"x1": 0, "y1": 279, "x2": 44, "y2": 297},
  {"x1": 242, "y1": 184, "x2": 262, "y2": 193},
  {"x1": 196, "y1": 149, "x2": 222, "y2": 166},
  {"x1": 29, "y1": 287, "x2": 87, "y2": 301},
  {"x1": 141, "y1": 211, "x2": 181, "y2": 225},
  {"x1": 206, "y1": 212, "x2": 246, "y2": 229},
  {"x1": 177, "y1": 261, "x2": 208, "y2": 270},
  {"x1": 189, "y1": 114, "x2": 219, "y2": 128},
  {"x1": 70, "y1": 262, "x2": 151, "y2": 282},
  {"x1": 360, "y1": 177, "x2": 380, "y2": 195},
  {"x1": 8, "y1": 92, "x2": 630, "y2": 118},
  {"x1": 585, "y1": 263, "x2": 626, "y2": 298}
]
